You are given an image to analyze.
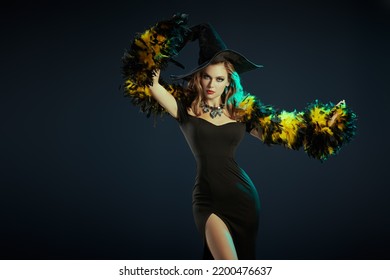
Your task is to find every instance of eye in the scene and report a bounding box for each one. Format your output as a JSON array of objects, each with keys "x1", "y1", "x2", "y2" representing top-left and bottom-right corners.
[
  {"x1": 202, "y1": 74, "x2": 210, "y2": 80},
  {"x1": 216, "y1": 77, "x2": 224, "y2": 82}
]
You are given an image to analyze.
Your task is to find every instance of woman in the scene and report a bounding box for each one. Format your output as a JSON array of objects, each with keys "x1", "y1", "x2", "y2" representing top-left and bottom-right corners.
[{"x1": 121, "y1": 14, "x2": 356, "y2": 260}]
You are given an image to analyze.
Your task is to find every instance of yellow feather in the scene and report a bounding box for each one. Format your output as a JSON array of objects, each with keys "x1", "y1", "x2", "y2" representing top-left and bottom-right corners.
[
  {"x1": 278, "y1": 111, "x2": 301, "y2": 147},
  {"x1": 134, "y1": 39, "x2": 145, "y2": 49},
  {"x1": 124, "y1": 80, "x2": 151, "y2": 97},
  {"x1": 259, "y1": 115, "x2": 271, "y2": 127},
  {"x1": 144, "y1": 87, "x2": 151, "y2": 96},
  {"x1": 156, "y1": 34, "x2": 166, "y2": 42},
  {"x1": 310, "y1": 107, "x2": 329, "y2": 126},
  {"x1": 238, "y1": 96, "x2": 255, "y2": 117},
  {"x1": 272, "y1": 131, "x2": 281, "y2": 143},
  {"x1": 337, "y1": 123, "x2": 346, "y2": 130},
  {"x1": 140, "y1": 30, "x2": 151, "y2": 42},
  {"x1": 321, "y1": 127, "x2": 333, "y2": 136}
]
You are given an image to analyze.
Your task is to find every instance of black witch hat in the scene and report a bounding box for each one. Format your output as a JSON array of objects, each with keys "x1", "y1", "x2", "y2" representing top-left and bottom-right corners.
[{"x1": 172, "y1": 23, "x2": 262, "y2": 80}]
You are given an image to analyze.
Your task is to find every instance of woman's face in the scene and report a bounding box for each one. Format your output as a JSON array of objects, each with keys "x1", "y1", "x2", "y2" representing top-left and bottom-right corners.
[{"x1": 200, "y1": 63, "x2": 230, "y2": 103}]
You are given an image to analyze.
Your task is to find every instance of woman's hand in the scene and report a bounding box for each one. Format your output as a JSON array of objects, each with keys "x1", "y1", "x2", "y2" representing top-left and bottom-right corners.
[
  {"x1": 152, "y1": 69, "x2": 161, "y2": 85},
  {"x1": 328, "y1": 99, "x2": 345, "y2": 127},
  {"x1": 335, "y1": 100, "x2": 345, "y2": 107}
]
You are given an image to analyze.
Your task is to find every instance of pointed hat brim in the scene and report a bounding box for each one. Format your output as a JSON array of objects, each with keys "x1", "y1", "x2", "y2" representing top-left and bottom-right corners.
[{"x1": 171, "y1": 49, "x2": 263, "y2": 80}]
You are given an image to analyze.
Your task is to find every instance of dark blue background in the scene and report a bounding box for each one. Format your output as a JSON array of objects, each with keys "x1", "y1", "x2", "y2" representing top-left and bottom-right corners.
[{"x1": 1, "y1": 0, "x2": 389, "y2": 259}]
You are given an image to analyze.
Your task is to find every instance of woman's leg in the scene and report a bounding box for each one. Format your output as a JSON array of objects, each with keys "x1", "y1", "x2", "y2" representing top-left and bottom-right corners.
[{"x1": 205, "y1": 213, "x2": 238, "y2": 260}]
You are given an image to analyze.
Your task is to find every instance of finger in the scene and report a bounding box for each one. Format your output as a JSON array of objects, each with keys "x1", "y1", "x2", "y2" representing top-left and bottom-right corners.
[{"x1": 336, "y1": 100, "x2": 345, "y2": 106}]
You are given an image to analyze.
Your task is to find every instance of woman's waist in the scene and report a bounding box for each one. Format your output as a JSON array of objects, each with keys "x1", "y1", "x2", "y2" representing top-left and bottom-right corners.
[
  {"x1": 194, "y1": 155, "x2": 237, "y2": 170},
  {"x1": 194, "y1": 154, "x2": 236, "y2": 162}
]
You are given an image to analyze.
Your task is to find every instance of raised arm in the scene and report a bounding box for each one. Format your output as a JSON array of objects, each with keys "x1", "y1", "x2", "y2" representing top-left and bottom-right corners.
[{"x1": 149, "y1": 69, "x2": 178, "y2": 118}]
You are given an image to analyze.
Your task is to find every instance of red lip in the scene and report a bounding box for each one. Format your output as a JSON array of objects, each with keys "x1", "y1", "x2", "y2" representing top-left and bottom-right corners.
[{"x1": 206, "y1": 90, "x2": 215, "y2": 94}]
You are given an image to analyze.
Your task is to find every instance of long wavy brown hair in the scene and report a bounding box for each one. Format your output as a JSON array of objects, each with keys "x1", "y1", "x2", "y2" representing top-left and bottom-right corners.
[{"x1": 185, "y1": 60, "x2": 246, "y2": 121}]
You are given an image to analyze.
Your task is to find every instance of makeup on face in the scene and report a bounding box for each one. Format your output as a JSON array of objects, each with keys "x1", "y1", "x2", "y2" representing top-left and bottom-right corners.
[{"x1": 200, "y1": 63, "x2": 229, "y2": 102}]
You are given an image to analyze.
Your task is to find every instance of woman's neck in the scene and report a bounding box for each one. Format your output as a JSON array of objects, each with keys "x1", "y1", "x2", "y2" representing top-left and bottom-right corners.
[{"x1": 205, "y1": 97, "x2": 223, "y2": 107}]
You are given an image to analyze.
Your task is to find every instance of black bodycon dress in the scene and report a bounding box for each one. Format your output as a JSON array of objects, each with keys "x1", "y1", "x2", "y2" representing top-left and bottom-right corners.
[{"x1": 176, "y1": 100, "x2": 261, "y2": 260}]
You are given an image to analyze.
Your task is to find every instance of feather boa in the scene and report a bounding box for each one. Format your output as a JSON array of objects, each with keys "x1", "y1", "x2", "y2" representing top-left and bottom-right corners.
[
  {"x1": 239, "y1": 95, "x2": 357, "y2": 161},
  {"x1": 121, "y1": 13, "x2": 191, "y2": 117}
]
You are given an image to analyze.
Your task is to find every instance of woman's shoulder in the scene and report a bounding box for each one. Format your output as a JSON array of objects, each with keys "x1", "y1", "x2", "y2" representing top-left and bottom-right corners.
[{"x1": 175, "y1": 95, "x2": 195, "y2": 122}]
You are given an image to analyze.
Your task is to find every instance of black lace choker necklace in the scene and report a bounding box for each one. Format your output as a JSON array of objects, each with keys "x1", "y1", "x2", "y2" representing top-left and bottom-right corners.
[{"x1": 200, "y1": 101, "x2": 225, "y2": 118}]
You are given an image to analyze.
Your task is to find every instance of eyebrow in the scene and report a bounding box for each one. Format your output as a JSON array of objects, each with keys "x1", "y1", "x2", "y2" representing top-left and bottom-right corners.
[{"x1": 203, "y1": 73, "x2": 226, "y2": 79}]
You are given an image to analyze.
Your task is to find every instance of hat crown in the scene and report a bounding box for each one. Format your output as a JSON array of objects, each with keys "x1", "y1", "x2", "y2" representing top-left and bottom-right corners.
[
  {"x1": 171, "y1": 21, "x2": 262, "y2": 80},
  {"x1": 192, "y1": 23, "x2": 227, "y2": 65}
]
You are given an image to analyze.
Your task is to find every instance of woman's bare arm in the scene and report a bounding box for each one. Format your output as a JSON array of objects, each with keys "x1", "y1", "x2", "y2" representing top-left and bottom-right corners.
[
  {"x1": 250, "y1": 127, "x2": 262, "y2": 140},
  {"x1": 149, "y1": 70, "x2": 178, "y2": 119}
]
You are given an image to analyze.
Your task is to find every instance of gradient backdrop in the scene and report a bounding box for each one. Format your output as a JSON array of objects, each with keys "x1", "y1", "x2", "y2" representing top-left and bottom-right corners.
[{"x1": 1, "y1": 0, "x2": 389, "y2": 259}]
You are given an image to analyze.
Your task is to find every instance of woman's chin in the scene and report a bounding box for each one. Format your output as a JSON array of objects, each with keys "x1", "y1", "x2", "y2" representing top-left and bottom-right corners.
[{"x1": 203, "y1": 94, "x2": 222, "y2": 101}]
